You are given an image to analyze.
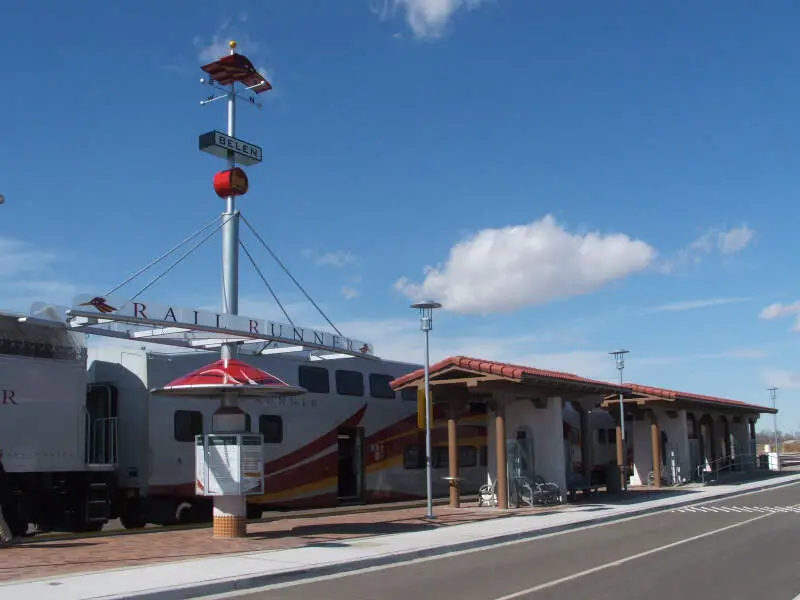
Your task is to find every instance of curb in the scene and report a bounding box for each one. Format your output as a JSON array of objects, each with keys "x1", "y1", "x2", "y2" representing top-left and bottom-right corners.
[{"x1": 114, "y1": 474, "x2": 800, "y2": 600}]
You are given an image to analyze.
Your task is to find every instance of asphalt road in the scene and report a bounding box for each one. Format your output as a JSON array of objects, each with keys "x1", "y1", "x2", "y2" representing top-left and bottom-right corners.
[{"x1": 210, "y1": 482, "x2": 800, "y2": 600}]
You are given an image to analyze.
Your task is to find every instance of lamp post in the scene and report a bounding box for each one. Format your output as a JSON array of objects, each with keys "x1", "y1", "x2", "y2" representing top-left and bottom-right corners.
[
  {"x1": 609, "y1": 349, "x2": 629, "y2": 491},
  {"x1": 768, "y1": 387, "x2": 779, "y2": 454},
  {"x1": 411, "y1": 300, "x2": 441, "y2": 519}
]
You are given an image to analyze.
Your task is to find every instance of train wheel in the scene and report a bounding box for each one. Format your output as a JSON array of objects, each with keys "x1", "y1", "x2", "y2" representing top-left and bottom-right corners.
[
  {"x1": 120, "y1": 500, "x2": 147, "y2": 529},
  {"x1": 246, "y1": 503, "x2": 263, "y2": 520}
]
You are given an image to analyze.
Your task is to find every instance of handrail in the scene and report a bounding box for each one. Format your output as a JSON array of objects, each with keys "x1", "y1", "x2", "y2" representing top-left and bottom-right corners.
[{"x1": 696, "y1": 450, "x2": 760, "y2": 483}]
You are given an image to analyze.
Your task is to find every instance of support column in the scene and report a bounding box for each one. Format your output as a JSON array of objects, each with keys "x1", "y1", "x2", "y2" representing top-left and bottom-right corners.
[
  {"x1": 495, "y1": 398, "x2": 508, "y2": 510},
  {"x1": 616, "y1": 424, "x2": 625, "y2": 491},
  {"x1": 580, "y1": 406, "x2": 592, "y2": 492},
  {"x1": 212, "y1": 397, "x2": 247, "y2": 538},
  {"x1": 650, "y1": 413, "x2": 661, "y2": 488},
  {"x1": 447, "y1": 399, "x2": 460, "y2": 508}
]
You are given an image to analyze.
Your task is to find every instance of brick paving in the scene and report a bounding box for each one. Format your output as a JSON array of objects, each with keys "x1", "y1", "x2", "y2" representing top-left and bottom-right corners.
[{"x1": 0, "y1": 501, "x2": 563, "y2": 584}]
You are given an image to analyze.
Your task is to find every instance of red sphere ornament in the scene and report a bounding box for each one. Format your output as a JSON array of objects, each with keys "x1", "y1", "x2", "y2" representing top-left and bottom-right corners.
[{"x1": 213, "y1": 167, "x2": 249, "y2": 198}]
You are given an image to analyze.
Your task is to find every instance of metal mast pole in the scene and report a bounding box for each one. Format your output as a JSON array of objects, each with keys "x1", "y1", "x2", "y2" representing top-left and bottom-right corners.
[{"x1": 221, "y1": 41, "x2": 240, "y2": 362}]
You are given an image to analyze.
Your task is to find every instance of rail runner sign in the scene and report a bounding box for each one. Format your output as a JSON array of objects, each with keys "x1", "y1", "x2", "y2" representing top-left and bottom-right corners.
[{"x1": 68, "y1": 293, "x2": 374, "y2": 357}]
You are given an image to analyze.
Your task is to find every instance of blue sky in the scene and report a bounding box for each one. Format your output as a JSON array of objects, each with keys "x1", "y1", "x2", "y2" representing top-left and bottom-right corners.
[{"x1": 2, "y1": 1, "x2": 800, "y2": 431}]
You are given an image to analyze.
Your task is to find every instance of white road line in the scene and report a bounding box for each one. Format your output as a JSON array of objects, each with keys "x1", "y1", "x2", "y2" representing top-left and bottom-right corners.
[{"x1": 490, "y1": 512, "x2": 776, "y2": 600}]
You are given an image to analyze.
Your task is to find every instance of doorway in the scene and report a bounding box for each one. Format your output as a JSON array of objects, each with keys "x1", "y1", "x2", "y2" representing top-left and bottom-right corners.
[{"x1": 337, "y1": 427, "x2": 364, "y2": 502}]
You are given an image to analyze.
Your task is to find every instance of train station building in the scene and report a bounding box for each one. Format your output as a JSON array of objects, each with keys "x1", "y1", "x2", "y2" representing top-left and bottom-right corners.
[{"x1": 390, "y1": 356, "x2": 777, "y2": 509}]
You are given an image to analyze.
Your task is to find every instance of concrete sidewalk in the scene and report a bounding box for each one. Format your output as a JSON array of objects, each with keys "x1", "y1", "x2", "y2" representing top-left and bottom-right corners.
[{"x1": 2, "y1": 473, "x2": 799, "y2": 600}]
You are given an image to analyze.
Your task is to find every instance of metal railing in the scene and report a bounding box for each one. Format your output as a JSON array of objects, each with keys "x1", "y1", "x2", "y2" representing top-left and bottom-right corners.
[
  {"x1": 84, "y1": 411, "x2": 119, "y2": 467},
  {"x1": 696, "y1": 451, "x2": 761, "y2": 484}
]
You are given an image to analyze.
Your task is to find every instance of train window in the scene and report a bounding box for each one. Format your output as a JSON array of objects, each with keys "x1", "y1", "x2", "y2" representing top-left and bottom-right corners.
[
  {"x1": 403, "y1": 445, "x2": 424, "y2": 469},
  {"x1": 598, "y1": 429, "x2": 607, "y2": 444},
  {"x1": 298, "y1": 365, "x2": 330, "y2": 394},
  {"x1": 369, "y1": 374, "x2": 396, "y2": 399},
  {"x1": 401, "y1": 388, "x2": 417, "y2": 401},
  {"x1": 459, "y1": 446, "x2": 477, "y2": 468},
  {"x1": 433, "y1": 446, "x2": 449, "y2": 469},
  {"x1": 244, "y1": 413, "x2": 252, "y2": 433},
  {"x1": 607, "y1": 428, "x2": 616, "y2": 444},
  {"x1": 479, "y1": 445, "x2": 488, "y2": 467},
  {"x1": 259, "y1": 415, "x2": 283, "y2": 443},
  {"x1": 174, "y1": 410, "x2": 203, "y2": 443},
  {"x1": 336, "y1": 370, "x2": 364, "y2": 397}
]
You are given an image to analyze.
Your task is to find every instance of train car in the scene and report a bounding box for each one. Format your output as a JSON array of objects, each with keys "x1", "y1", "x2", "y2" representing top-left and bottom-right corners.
[
  {"x1": 86, "y1": 346, "x2": 489, "y2": 528},
  {"x1": 0, "y1": 310, "x2": 117, "y2": 534}
]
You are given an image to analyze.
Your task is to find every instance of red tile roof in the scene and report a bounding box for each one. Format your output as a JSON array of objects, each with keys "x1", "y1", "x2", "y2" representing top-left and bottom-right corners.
[
  {"x1": 390, "y1": 355, "x2": 621, "y2": 392},
  {"x1": 627, "y1": 383, "x2": 776, "y2": 414},
  {"x1": 391, "y1": 355, "x2": 776, "y2": 414}
]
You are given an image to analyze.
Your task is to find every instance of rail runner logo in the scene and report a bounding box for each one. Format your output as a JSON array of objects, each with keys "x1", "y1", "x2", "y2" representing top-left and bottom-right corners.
[
  {"x1": 80, "y1": 296, "x2": 117, "y2": 314},
  {"x1": 0, "y1": 389, "x2": 16, "y2": 405}
]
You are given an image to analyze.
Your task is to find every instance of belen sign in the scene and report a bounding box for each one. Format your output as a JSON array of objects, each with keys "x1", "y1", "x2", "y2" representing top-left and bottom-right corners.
[
  {"x1": 199, "y1": 130, "x2": 262, "y2": 166},
  {"x1": 69, "y1": 294, "x2": 374, "y2": 356},
  {"x1": 1, "y1": 389, "x2": 16, "y2": 405}
]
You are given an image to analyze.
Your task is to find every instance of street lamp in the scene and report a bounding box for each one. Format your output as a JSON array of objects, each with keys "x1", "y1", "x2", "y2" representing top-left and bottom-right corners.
[
  {"x1": 609, "y1": 349, "x2": 629, "y2": 491},
  {"x1": 411, "y1": 299, "x2": 441, "y2": 519}
]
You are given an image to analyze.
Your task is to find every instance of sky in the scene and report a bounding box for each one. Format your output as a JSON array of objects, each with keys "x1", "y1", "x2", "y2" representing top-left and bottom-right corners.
[{"x1": 2, "y1": 1, "x2": 800, "y2": 432}]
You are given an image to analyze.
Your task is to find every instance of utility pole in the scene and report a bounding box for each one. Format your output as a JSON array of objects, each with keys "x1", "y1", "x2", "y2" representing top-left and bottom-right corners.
[{"x1": 768, "y1": 387, "x2": 779, "y2": 453}]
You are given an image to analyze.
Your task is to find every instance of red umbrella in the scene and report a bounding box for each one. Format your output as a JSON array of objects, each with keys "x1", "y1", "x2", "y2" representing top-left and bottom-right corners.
[{"x1": 151, "y1": 358, "x2": 305, "y2": 397}]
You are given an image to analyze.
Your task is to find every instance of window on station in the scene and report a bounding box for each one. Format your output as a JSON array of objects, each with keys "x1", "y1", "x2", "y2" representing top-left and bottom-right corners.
[
  {"x1": 259, "y1": 415, "x2": 284, "y2": 443},
  {"x1": 598, "y1": 429, "x2": 607, "y2": 444},
  {"x1": 368, "y1": 374, "x2": 396, "y2": 399},
  {"x1": 336, "y1": 370, "x2": 364, "y2": 397},
  {"x1": 403, "y1": 445, "x2": 424, "y2": 469},
  {"x1": 459, "y1": 445, "x2": 477, "y2": 468},
  {"x1": 298, "y1": 365, "x2": 330, "y2": 394},
  {"x1": 479, "y1": 445, "x2": 488, "y2": 467},
  {"x1": 607, "y1": 428, "x2": 616, "y2": 444},
  {"x1": 469, "y1": 402, "x2": 488, "y2": 415},
  {"x1": 401, "y1": 388, "x2": 417, "y2": 401},
  {"x1": 174, "y1": 410, "x2": 203, "y2": 443}
]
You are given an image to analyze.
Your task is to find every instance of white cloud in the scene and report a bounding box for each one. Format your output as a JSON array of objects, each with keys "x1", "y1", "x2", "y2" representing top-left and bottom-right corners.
[
  {"x1": 377, "y1": 0, "x2": 488, "y2": 38},
  {"x1": 762, "y1": 368, "x2": 800, "y2": 391},
  {"x1": 193, "y1": 19, "x2": 263, "y2": 64},
  {"x1": 760, "y1": 301, "x2": 800, "y2": 321},
  {"x1": 341, "y1": 287, "x2": 360, "y2": 300},
  {"x1": 658, "y1": 225, "x2": 754, "y2": 273},
  {"x1": 717, "y1": 225, "x2": 754, "y2": 254},
  {"x1": 394, "y1": 215, "x2": 656, "y2": 314},
  {"x1": 641, "y1": 297, "x2": 750, "y2": 315},
  {"x1": 0, "y1": 237, "x2": 62, "y2": 278},
  {"x1": 681, "y1": 225, "x2": 754, "y2": 262},
  {"x1": 302, "y1": 249, "x2": 358, "y2": 268},
  {"x1": 0, "y1": 237, "x2": 85, "y2": 311}
]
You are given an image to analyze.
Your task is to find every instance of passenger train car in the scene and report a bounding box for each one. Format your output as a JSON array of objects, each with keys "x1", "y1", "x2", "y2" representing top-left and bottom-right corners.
[
  {"x1": 0, "y1": 311, "x2": 118, "y2": 535},
  {"x1": 87, "y1": 345, "x2": 489, "y2": 528}
]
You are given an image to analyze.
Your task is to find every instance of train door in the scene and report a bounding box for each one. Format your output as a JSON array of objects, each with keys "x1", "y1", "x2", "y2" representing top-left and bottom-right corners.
[
  {"x1": 85, "y1": 384, "x2": 119, "y2": 466},
  {"x1": 337, "y1": 427, "x2": 364, "y2": 502}
]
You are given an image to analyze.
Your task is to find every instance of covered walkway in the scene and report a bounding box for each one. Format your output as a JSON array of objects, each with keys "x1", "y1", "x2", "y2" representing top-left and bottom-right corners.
[{"x1": 391, "y1": 356, "x2": 777, "y2": 509}]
